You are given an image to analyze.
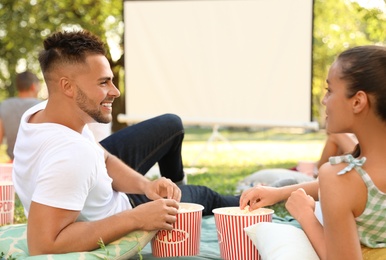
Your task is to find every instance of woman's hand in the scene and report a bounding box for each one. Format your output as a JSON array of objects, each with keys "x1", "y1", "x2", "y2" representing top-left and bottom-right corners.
[
  {"x1": 285, "y1": 188, "x2": 315, "y2": 223},
  {"x1": 240, "y1": 185, "x2": 282, "y2": 211}
]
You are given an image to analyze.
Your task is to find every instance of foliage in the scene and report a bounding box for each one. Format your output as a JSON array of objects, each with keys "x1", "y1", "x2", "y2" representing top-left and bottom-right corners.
[
  {"x1": 0, "y1": 252, "x2": 16, "y2": 260},
  {"x1": 13, "y1": 194, "x2": 27, "y2": 225},
  {"x1": 1, "y1": 0, "x2": 385, "y2": 127},
  {"x1": 97, "y1": 234, "x2": 144, "y2": 260},
  {"x1": 135, "y1": 234, "x2": 144, "y2": 260},
  {"x1": 97, "y1": 238, "x2": 110, "y2": 260},
  {"x1": 312, "y1": 0, "x2": 386, "y2": 126},
  {"x1": 0, "y1": 0, "x2": 126, "y2": 130}
]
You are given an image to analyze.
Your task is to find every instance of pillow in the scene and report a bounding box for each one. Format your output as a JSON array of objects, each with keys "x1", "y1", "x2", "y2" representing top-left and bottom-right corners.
[
  {"x1": 0, "y1": 224, "x2": 156, "y2": 260},
  {"x1": 236, "y1": 168, "x2": 315, "y2": 193},
  {"x1": 244, "y1": 222, "x2": 319, "y2": 260}
]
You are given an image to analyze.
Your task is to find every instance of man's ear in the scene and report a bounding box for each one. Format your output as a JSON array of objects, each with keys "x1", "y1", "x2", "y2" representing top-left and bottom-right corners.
[
  {"x1": 352, "y1": 90, "x2": 368, "y2": 114},
  {"x1": 59, "y1": 77, "x2": 74, "y2": 97}
]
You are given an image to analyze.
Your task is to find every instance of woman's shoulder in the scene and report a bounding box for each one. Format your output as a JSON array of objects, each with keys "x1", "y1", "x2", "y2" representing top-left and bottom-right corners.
[
  {"x1": 318, "y1": 155, "x2": 368, "y2": 215},
  {"x1": 319, "y1": 154, "x2": 366, "y2": 180},
  {"x1": 318, "y1": 155, "x2": 349, "y2": 178},
  {"x1": 318, "y1": 155, "x2": 366, "y2": 197}
]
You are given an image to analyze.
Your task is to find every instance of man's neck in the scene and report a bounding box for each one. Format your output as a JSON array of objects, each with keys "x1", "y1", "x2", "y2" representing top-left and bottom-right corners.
[{"x1": 18, "y1": 91, "x2": 37, "y2": 98}]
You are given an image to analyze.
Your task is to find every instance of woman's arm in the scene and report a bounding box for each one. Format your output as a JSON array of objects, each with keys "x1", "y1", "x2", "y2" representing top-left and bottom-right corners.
[
  {"x1": 317, "y1": 133, "x2": 357, "y2": 169},
  {"x1": 318, "y1": 163, "x2": 364, "y2": 260},
  {"x1": 285, "y1": 188, "x2": 326, "y2": 259},
  {"x1": 240, "y1": 180, "x2": 319, "y2": 210}
]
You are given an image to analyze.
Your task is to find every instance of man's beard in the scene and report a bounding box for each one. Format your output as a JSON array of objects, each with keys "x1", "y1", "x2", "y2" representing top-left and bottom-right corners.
[{"x1": 75, "y1": 85, "x2": 112, "y2": 124}]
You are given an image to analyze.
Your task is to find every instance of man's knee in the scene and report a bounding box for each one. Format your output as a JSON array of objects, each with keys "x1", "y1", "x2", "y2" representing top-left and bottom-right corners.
[{"x1": 161, "y1": 114, "x2": 184, "y2": 133}]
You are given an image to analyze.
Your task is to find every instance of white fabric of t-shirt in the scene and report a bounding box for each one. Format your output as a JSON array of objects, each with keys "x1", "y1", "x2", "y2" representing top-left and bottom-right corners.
[{"x1": 13, "y1": 101, "x2": 132, "y2": 222}]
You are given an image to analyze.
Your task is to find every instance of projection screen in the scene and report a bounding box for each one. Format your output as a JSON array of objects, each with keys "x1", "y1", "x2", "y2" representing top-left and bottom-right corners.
[{"x1": 121, "y1": 0, "x2": 317, "y2": 129}]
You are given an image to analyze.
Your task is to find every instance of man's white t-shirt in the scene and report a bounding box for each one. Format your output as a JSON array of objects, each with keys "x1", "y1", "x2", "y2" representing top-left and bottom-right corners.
[{"x1": 13, "y1": 101, "x2": 132, "y2": 221}]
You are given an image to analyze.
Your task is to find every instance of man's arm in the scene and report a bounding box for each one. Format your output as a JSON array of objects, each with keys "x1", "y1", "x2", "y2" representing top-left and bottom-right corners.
[
  {"x1": 26, "y1": 146, "x2": 182, "y2": 255},
  {"x1": 104, "y1": 151, "x2": 151, "y2": 194},
  {"x1": 102, "y1": 148, "x2": 181, "y2": 201},
  {"x1": 28, "y1": 198, "x2": 179, "y2": 255}
]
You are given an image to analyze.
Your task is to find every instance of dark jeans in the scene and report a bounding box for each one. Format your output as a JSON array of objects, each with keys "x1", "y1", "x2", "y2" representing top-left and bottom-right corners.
[{"x1": 99, "y1": 114, "x2": 239, "y2": 215}]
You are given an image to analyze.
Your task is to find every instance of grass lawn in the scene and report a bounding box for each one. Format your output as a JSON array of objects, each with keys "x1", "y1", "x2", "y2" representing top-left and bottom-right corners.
[
  {"x1": 181, "y1": 126, "x2": 325, "y2": 216},
  {"x1": 4, "y1": 126, "x2": 326, "y2": 224}
]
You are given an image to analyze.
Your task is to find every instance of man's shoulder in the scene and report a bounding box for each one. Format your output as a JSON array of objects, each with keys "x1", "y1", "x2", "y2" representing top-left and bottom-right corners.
[
  {"x1": 18, "y1": 122, "x2": 98, "y2": 155},
  {"x1": 41, "y1": 127, "x2": 97, "y2": 148}
]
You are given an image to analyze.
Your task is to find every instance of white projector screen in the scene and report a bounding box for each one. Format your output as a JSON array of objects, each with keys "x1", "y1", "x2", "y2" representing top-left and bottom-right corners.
[{"x1": 121, "y1": 0, "x2": 316, "y2": 129}]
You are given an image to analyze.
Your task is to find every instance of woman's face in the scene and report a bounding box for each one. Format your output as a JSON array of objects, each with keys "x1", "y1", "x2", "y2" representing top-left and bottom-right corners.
[{"x1": 322, "y1": 61, "x2": 354, "y2": 133}]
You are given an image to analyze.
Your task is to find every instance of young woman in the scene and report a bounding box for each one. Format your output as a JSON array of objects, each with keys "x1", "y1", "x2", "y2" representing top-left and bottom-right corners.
[{"x1": 286, "y1": 45, "x2": 386, "y2": 259}]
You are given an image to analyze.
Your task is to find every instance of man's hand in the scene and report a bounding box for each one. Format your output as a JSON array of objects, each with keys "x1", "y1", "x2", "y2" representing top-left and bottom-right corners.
[
  {"x1": 144, "y1": 177, "x2": 182, "y2": 202},
  {"x1": 132, "y1": 199, "x2": 179, "y2": 231}
]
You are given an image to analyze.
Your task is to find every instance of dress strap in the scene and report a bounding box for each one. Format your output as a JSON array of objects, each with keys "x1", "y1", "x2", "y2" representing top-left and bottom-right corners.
[{"x1": 329, "y1": 154, "x2": 367, "y2": 175}]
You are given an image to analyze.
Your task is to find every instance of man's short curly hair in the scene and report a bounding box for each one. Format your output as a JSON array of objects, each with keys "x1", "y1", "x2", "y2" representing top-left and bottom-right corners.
[{"x1": 38, "y1": 30, "x2": 106, "y2": 73}]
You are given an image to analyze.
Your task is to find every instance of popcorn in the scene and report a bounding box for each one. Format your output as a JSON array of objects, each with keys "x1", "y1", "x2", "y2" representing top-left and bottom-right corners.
[
  {"x1": 177, "y1": 202, "x2": 202, "y2": 213},
  {"x1": 217, "y1": 206, "x2": 273, "y2": 216}
]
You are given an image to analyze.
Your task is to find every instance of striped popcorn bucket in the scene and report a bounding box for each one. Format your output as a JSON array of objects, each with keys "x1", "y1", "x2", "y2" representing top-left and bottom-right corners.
[
  {"x1": 0, "y1": 163, "x2": 13, "y2": 182},
  {"x1": 151, "y1": 202, "x2": 204, "y2": 257},
  {"x1": 0, "y1": 182, "x2": 15, "y2": 226},
  {"x1": 213, "y1": 207, "x2": 274, "y2": 260}
]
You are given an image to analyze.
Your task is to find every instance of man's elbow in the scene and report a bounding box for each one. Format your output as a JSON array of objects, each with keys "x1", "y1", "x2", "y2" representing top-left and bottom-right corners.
[
  {"x1": 28, "y1": 240, "x2": 67, "y2": 256},
  {"x1": 28, "y1": 241, "x2": 59, "y2": 256},
  {"x1": 27, "y1": 237, "x2": 100, "y2": 256}
]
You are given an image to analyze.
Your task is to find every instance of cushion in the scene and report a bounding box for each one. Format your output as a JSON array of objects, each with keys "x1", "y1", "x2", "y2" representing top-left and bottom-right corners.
[
  {"x1": 244, "y1": 222, "x2": 319, "y2": 260},
  {"x1": 0, "y1": 224, "x2": 156, "y2": 259},
  {"x1": 236, "y1": 168, "x2": 315, "y2": 193},
  {"x1": 361, "y1": 245, "x2": 386, "y2": 260}
]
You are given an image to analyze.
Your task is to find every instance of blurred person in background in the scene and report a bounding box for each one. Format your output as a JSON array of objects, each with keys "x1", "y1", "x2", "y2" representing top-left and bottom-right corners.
[{"x1": 0, "y1": 71, "x2": 42, "y2": 161}]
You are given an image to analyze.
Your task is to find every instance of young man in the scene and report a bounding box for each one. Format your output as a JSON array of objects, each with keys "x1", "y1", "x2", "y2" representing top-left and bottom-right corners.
[
  {"x1": 0, "y1": 71, "x2": 41, "y2": 160},
  {"x1": 13, "y1": 30, "x2": 238, "y2": 255}
]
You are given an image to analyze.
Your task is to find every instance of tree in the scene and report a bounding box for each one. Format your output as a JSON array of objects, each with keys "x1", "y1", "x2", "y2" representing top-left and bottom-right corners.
[
  {"x1": 0, "y1": 0, "x2": 126, "y2": 131},
  {"x1": 0, "y1": 0, "x2": 385, "y2": 130},
  {"x1": 312, "y1": 0, "x2": 386, "y2": 127}
]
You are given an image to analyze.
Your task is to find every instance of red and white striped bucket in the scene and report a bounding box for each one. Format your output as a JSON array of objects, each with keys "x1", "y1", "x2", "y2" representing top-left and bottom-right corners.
[
  {"x1": 213, "y1": 207, "x2": 274, "y2": 260},
  {"x1": 0, "y1": 182, "x2": 15, "y2": 226},
  {"x1": 151, "y1": 202, "x2": 204, "y2": 257},
  {"x1": 0, "y1": 163, "x2": 13, "y2": 183}
]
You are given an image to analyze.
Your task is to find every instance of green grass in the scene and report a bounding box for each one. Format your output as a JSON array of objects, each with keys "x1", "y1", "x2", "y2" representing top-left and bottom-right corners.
[
  {"x1": 181, "y1": 127, "x2": 325, "y2": 217},
  {"x1": 8, "y1": 127, "x2": 326, "y2": 223},
  {"x1": 182, "y1": 126, "x2": 324, "y2": 188}
]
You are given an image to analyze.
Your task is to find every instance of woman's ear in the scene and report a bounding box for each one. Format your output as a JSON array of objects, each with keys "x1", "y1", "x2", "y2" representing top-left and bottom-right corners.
[{"x1": 352, "y1": 90, "x2": 368, "y2": 114}]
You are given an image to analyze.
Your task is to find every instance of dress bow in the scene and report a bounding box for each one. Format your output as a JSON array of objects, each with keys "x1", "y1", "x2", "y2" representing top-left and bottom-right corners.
[{"x1": 334, "y1": 155, "x2": 366, "y2": 175}]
